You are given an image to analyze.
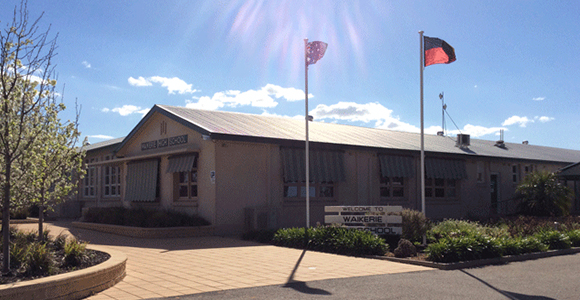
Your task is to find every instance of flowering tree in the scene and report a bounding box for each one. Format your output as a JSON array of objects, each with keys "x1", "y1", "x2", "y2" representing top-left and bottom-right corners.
[{"x1": 0, "y1": 1, "x2": 84, "y2": 273}]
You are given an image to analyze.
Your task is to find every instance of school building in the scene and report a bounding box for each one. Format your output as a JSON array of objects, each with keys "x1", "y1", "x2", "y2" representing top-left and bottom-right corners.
[{"x1": 67, "y1": 104, "x2": 580, "y2": 234}]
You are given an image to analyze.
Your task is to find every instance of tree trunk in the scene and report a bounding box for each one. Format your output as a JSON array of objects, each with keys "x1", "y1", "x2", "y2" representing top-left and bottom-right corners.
[
  {"x1": 38, "y1": 206, "x2": 44, "y2": 242},
  {"x1": 2, "y1": 158, "x2": 11, "y2": 274}
]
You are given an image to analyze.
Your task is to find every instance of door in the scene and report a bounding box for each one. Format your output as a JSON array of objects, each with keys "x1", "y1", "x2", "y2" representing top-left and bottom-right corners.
[{"x1": 490, "y1": 174, "x2": 499, "y2": 213}]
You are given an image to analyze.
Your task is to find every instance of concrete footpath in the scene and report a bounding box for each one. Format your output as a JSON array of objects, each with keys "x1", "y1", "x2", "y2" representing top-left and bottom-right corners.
[{"x1": 13, "y1": 222, "x2": 431, "y2": 299}]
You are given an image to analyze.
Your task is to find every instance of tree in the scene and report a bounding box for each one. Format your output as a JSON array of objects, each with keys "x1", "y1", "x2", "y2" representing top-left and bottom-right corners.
[
  {"x1": 516, "y1": 170, "x2": 571, "y2": 217},
  {"x1": 28, "y1": 103, "x2": 85, "y2": 241},
  {"x1": 0, "y1": 1, "x2": 77, "y2": 274}
]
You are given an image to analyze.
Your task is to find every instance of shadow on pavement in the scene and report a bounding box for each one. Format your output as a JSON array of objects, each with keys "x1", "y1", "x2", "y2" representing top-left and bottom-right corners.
[
  {"x1": 460, "y1": 270, "x2": 556, "y2": 300},
  {"x1": 14, "y1": 221, "x2": 269, "y2": 252},
  {"x1": 284, "y1": 248, "x2": 332, "y2": 296}
]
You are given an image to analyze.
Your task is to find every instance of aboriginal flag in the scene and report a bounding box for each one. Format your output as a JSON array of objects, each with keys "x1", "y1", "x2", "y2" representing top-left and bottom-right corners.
[{"x1": 424, "y1": 36, "x2": 456, "y2": 67}]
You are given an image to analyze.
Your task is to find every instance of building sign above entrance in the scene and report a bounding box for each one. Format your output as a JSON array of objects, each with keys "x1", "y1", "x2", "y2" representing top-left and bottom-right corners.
[
  {"x1": 141, "y1": 134, "x2": 188, "y2": 151},
  {"x1": 324, "y1": 206, "x2": 403, "y2": 235}
]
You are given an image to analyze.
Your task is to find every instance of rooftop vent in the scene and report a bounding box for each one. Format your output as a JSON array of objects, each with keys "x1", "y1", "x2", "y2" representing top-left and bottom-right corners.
[
  {"x1": 456, "y1": 134, "x2": 470, "y2": 148},
  {"x1": 522, "y1": 140, "x2": 529, "y2": 145},
  {"x1": 495, "y1": 129, "x2": 506, "y2": 148},
  {"x1": 437, "y1": 131, "x2": 444, "y2": 136}
]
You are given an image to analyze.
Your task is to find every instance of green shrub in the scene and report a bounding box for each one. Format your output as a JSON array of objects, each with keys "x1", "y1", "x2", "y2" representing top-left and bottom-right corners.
[
  {"x1": 566, "y1": 229, "x2": 580, "y2": 247},
  {"x1": 534, "y1": 231, "x2": 571, "y2": 250},
  {"x1": 498, "y1": 237, "x2": 523, "y2": 256},
  {"x1": 51, "y1": 233, "x2": 68, "y2": 251},
  {"x1": 518, "y1": 236, "x2": 549, "y2": 253},
  {"x1": 516, "y1": 171, "x2": 571, "y2": 217},
  {"x1": 426, "y1": 235, "x2": 502, "y2": 263},
  {"x1": 82, "y1": 207, "x2": 210, "y2": 227},
  {"x1": 273, "y1": 226, "x2": 388, "y2": 257},
  {"x1": 24, "y1": 243, "x2": 56, "y2": 276},
  {"x1": 398, "y1": 209, "x2": 430, "y2": 243},
  {"x1": 63, "y1": 238, "x2": 88, "y2": 268},
  {"x1": 394, "y1": 239, "x2": 417, "y2": 258}
]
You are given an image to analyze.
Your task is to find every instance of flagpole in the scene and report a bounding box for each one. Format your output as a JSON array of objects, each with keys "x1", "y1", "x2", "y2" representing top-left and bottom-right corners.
[
  {"x1": 419, "y1": 31, "x2": 426, "y2": 245},
  {"x1": 304, "y1": 38, "x2": 310, "y2": 229}
]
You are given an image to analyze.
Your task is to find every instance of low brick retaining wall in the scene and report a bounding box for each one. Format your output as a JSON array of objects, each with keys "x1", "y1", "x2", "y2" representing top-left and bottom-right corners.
[
  {"x1": 0, "y1": 245, "x2": 126, "y2": 300},
  {"x1": 374, "y1": 247, "x2": 580, "y2": 270},
  {"x1": 72, "y1": 221, "x2": 215, "y2": 238}
]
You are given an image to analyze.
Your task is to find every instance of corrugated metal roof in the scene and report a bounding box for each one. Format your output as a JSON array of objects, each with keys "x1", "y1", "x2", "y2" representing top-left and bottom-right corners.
[
  {"x1": 84, "y1": 137, "x2": 125, "y2": 151},
  {"x1": 157, "y1": 105, "x2": 580, "y2": 164}
]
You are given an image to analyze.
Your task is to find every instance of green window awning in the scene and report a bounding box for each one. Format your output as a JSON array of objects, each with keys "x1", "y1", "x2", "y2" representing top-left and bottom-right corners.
[
  {"x1": 166, "y1": 154, "x2": 197, "y2": 173},
  {"x1": 425, "y1": 158, "x2": 467, "y2": 179},
  {"x1": 281, "y1": 148, "x2": 346, "y2": 183},
  {"x1": 379, "y1": 155, "x2": 415, "y2": 178},
  {"x1": 126, "y1": 159, "x2": 159, "y2": 202}
]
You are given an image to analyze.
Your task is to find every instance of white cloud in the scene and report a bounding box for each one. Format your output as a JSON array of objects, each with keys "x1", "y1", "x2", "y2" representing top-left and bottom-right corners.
[
  {"x1": 149, "y1": 76, "x2": 197, "y2": 94},
  {"x1": 532, "y1": 97, "x2": 545, "y2": 101},
  {"x1": 310, "y1": 102, "x2": 419, "y2": 132},
  {"x1": 445, "y1": 125, "x2": 506, "y2": 138},
  {"x1": 536, "y1": 116, "x2": 554, "y2": 123},
  {"x1": 102, "y1": 105, "x2": 149, "y2": 117},
  {"x1": 185, "y1": 84, "x2": 305, "y2": 110},
  {"x1": 88, "y1": 134, "x2": 113, "y2": 140},
  {"x1": 502, "y1": 116, "x2": 533, "y2": 127},
  {"x1": 128, "y1": 76, "x2": 152, "y2": 87},
  {"x1": 82, "y1": 61, "x2": 91, "y2": 68}
]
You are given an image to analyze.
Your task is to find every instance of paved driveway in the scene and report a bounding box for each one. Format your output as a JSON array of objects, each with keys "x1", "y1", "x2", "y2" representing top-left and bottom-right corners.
[{"x1": 14, "y1": 222, "x2": 431, "y2": 300}]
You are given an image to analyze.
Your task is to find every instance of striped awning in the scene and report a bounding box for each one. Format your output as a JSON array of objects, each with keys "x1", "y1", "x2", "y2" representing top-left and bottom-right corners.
[
  {"x1": 379, "y1": 155, "x2": 415, "y2": 178},
  {"x1": 125, "y1": 160, "x2": 159, "y2": 202},
  {"x1": 425, "y1": 158, "x2": 467, "y2": 179},
  {"x1": 281, "y1": 148, "x2": 346, "y2": 183},
  {"x1": 166, "y1": 154, "x2": 197, "y2": 173}
]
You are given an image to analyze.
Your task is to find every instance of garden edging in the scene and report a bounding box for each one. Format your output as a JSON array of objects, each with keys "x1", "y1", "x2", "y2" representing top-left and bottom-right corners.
[
  {"x1": 0, "y1": 245, "x2": 126, "y2": 300},
  {"x1": 72, "y1": 221, "x2": 214, "y2": 238},
  {"x1": 372, "y1": 247, "x2": 580, "y2": 270}
]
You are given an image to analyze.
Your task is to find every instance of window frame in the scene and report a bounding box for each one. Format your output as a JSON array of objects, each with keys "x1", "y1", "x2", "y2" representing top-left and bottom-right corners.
[
  {"x1": 84, "y1": 158, "x2": 97, "y2": 197},
  {"x1": 103, "y1": 157, "x2": 121, "y2": 198},
  {"x1": 380, "y1": 176, "x2": 406, "y2": 201},
  {"x1": 283, "y1": 181, "x2": 336, "y2": 202},
  {"x1": 425, "y1": 177, "x2": 459, "y2": 200}
]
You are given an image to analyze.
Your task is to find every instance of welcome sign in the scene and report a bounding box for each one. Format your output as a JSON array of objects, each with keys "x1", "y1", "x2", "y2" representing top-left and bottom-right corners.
[{"x1": 324, "y1": 206, "x2": 403, "y2": 235}]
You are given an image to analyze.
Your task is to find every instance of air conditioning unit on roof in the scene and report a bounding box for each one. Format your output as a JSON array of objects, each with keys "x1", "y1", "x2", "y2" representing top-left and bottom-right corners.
[{"x1": 456, "y1": 134, "x2": 470, "y2": 147}]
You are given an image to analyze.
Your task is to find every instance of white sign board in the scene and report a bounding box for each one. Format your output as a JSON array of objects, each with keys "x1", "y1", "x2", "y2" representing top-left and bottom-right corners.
[{"x1": 324, "y1": 206, "x2": 403, "y2": 235}]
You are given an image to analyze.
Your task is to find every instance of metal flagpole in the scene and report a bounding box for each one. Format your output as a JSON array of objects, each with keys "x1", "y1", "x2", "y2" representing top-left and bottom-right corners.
[
  {"x1": 419, "y1": 31, "x2": 426, "y2": 245},
  {"x1": 304, "y1": 38, "x2": 310, "y2": 228}
]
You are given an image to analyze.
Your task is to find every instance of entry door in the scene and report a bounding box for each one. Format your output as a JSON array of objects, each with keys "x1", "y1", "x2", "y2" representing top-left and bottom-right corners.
[{"x1": 490, "y1": 174, "x2": 499, "y2": 213}]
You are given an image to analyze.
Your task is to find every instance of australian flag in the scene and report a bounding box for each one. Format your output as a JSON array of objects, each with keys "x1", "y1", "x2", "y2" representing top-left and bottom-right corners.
[{"x1": 306, "y1": 41, "x2": 328, "y2": 65}]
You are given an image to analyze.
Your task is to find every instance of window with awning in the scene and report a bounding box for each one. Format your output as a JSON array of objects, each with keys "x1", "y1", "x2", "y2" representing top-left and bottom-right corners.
[
  {"x1": 166, "y1": 154, "x2": 199, "y2": 200},
  {"x1": 378, "y1": 155, "x2": 414, "y2": 201},
  {"x1": 280, "y1": 148, "x2": 345, "y2": 201},
  {"x1": 125, "y1": 159, "x2": 159, "y2": 202}
]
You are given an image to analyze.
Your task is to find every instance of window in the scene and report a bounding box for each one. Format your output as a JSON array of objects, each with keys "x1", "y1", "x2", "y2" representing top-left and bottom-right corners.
[
  {"x1": 512, "y1": 165, "x2": 518, "y2": 183},
  {"x1": 177, "y1": 170, "x2": 198, "y2": 199},
  {"x1": 84, "y1": 158, "x2": 97, "y2": 197},
  {"x1": 380, "y1": 177, "x2": 405, "y2": 199},
  {"x1": 477, "y1": 162, "x2": 485, "y2": 183},
  {"x1": 284, "y1": 182, "x2": 335, "y2": 200},
  {"x1": 168, "y1": 154, "x2": 198, "y2": 201},
  {"x1": 425, "y1": 178, "x2": 458, "y2": 199},
  {"x1": 103, "y1": 164, "x2": 121, "y2": 197}
]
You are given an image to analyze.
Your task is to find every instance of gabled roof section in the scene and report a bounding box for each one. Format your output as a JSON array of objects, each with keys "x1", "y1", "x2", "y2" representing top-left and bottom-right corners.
[{"x1": 558, "y1": 161, "x2": 580, "y2": 178}]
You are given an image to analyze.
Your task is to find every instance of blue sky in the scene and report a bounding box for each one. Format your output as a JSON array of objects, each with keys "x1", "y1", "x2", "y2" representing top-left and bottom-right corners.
[{"x1": 3, "y1": 0, "x2": 579, "y2": 150}]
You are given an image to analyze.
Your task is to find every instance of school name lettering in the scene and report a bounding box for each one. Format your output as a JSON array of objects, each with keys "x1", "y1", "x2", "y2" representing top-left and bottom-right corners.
[
  {"x1": 342, "y1": 215, "x2": 383, "y2": 223},
  {"x1": 141, "y1": 134, "x2": 188, "y2": 151}
]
